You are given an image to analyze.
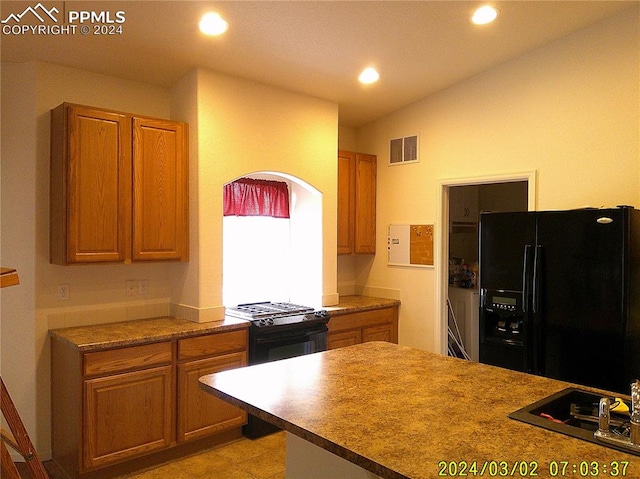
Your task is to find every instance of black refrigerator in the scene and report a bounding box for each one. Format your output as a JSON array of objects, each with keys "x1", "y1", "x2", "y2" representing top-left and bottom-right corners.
[{"x1": 478, "y1": 207, "x2": 640, "y2": 394}]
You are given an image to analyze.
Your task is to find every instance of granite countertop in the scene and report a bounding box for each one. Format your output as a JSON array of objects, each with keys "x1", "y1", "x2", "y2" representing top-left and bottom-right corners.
[
  {"x1": 199, "y1": 341, "x2": 639, "y2": 479},
  {"x1": 324, "y1": 295, "x2": 400, "y2": 316},
  {"x1": 49, "y1": 316, "x2": 249, "y2": 351},
  {"x1": 47, "y1": 296, "x2": 398, "y2": 351}
]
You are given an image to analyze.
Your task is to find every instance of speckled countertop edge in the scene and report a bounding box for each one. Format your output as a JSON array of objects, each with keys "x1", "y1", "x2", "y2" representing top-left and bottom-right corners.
[
  {"x1": 49, "y1": 316, "x2": 250, "y2": 351},
  {"x1": 200, "y1": 342, "x2": 640, "y2": 479},
  {"x1": 324, "y1": 295, "x2": 400, "y2": 316}
]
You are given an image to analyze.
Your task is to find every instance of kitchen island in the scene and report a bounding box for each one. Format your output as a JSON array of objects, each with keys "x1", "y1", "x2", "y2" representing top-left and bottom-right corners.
[{"x1": 199, "y1": 341, "x2": 639, "y2": 479}]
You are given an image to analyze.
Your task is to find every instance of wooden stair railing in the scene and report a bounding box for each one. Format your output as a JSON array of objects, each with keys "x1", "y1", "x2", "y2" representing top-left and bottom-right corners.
[
  {"x1": 1, "y1": 377, "x2": 49, "y2": 478},
  {"x1": 0, "y1": 268, "x2": 49, "y2": 478}
]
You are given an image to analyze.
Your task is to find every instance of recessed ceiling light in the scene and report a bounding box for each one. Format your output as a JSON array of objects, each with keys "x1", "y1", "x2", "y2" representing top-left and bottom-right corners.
[
  {"x1": 359, "y1": 67, "x2": 379, "y2": 85},
  {"x1": 471, "y1": 5, "x2": 498, "y2": 25},
  {"x1": 199, "y1": 12, "x2": 228, "y2": 36}
]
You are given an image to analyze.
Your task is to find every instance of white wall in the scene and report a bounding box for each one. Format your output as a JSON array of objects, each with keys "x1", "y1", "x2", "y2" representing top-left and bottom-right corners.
[{"x1": 355, "y1": 8, "x2": 640, "y2": 353}]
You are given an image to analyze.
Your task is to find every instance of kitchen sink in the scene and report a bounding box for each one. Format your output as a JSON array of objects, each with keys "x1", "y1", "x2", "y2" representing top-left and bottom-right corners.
[{"x1": 509, "y1": 387, "x2": 638, "y2": 456}]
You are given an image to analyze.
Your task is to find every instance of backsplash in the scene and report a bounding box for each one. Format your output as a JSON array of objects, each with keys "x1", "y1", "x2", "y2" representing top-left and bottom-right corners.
[{"x1": 45, "y1": 298, "x2": 171, "y2": 330}]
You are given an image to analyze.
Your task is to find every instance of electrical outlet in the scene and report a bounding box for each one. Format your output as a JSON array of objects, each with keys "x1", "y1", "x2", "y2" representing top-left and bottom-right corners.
[
  {"x1": 139, "y1": 280, "x2": 149, "y2": 295},
  {"x1": 57, "y1": 284, "x2": 69, "y2": 301},
  {"x1": 126, "y1": 280, "x2": 137, "y2": 296}
]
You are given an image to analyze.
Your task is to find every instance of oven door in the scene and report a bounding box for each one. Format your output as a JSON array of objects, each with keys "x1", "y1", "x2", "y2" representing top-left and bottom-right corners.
[
  {"x1": 249, "y1": 323, "x2": 328, "y2": 365},
  {"x1": 244, "y1": 322, "x2": 328, "y2": 439}
]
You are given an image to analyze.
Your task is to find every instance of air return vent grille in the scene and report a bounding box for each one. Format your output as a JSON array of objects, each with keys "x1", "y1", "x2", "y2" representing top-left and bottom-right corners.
[{"x1": 389, "y1": 134, "x2": 418, "y2": 165}]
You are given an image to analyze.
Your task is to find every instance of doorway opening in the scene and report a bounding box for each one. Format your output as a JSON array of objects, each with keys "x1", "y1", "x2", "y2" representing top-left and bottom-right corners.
[{"x1": 436, "y1": 172, "x2": 536, "y2": 359}]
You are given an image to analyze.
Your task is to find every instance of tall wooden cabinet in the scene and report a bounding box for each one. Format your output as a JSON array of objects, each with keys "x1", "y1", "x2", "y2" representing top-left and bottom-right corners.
[
  {"x1": 50, "y1": 103, "x2": 188, "y2": 265},
  {"x1": 337, "y1": 150, "x2": 377, "y2": 254}
]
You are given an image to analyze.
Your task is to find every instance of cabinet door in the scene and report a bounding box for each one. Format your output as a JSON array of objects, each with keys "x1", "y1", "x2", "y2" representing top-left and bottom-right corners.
[
  {"x1": 51, "y1": 104, "x2": 131, "y2": 264},
  {"x1": 337, "y1": 150, "x2": 355, "y2": 255},
  {"x1": 177, "y1": 352, "x2": 247, "y2": 442},
  {"x1": 132, "y1": 117, "x2": 188, "y2": 261},
  {"x1": 327, "y1": 329, "x2": 361, "y2": 350},
  {"x1": 83, "y1": 365, "x2": 174, "y2": 471},
  {"x1": 354, "y1": 153, "x2": 376, "y2": 254},
  {"x1": 362, "y1": 324, "x2": 392, "y2": 343}
]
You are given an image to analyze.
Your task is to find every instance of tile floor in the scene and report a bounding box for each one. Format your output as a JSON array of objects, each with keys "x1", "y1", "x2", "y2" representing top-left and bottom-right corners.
[
  {"x1": 122, "y1": 432, "x2": 286, "y2": 479},
  {"x1": 28, "y1": 432, "x2": 287, "y2": 479}
]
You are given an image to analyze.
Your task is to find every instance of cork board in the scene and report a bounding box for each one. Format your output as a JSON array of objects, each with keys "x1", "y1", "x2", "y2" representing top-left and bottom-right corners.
[{"x1": 387, "y1": 224, "x2": 434, "y2": 267}]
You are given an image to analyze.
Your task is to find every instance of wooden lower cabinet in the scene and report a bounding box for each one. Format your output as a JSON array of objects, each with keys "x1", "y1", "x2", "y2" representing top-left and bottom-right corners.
[
  {"x1": 327, "y1": 306, "x2": 398, "y2": 350},
  {"x1": 177, "y1": 352, "x2": 247, "y2": 442},
  {"x1": 362, "y1": 324, "x2": 394, "y2": 343},
  {"x1": 327, "y1": 329, "x2": 361, "y2": 349},
  {"x1": 84, "y1": 365, "x2": 174, "y2": 470},
  {"x1": 51, "y1": 329, "x2": 248, "y2": 478}
]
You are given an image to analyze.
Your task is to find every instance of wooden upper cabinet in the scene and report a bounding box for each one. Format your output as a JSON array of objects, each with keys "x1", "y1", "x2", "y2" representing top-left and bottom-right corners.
[
  {"x1": 337, "y1": 150, "x2": 376, "y2": 255},
  {"x1": 354, "y1": 153, "x2": 376, "y2": 254},
  {"x1": 50, "y1": 104, "x2": 131, "y2": 264},
  {"x1": 337, "y1": 151, "x2": 356, "y2": 254},
  {"x1": 132, "y1": 118, "x2": 188, "y2": 261},
  {"x1": 50, "y1": 103, "x2": 188, "y2": 264}
]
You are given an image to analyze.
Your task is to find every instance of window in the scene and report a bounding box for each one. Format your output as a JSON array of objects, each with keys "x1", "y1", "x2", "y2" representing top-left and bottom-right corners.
[
  {"x1": 223, "y1": 178, "x2": 292, "y2": 306},
  {"x1": 222, "y1": 215, "x2": 291, "y2": 306}
]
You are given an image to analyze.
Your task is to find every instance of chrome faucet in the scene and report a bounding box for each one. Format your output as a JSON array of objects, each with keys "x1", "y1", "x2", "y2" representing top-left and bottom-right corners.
[
  {"x1": 598, "y1": 397, "x2": 610, "y2": 434},
  {"x1": 594, "y1": 380, "x2": 640, "y2": 452}
]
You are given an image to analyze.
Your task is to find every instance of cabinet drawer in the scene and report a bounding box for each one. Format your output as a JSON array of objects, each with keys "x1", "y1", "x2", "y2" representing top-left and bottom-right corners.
[
  {"x1": 84, "y1": 342, "x2": 173, "y2": 377},
  {"x1": 328, "y1": 307, "x2": 395, "y2": 333},
  {"x1": 178, "y1": 330, "x2": 247, "y2": 361}
]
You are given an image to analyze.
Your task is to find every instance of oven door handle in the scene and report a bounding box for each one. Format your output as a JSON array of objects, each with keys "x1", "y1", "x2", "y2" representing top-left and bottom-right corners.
[{"x1": 252, "y1": 325, "x2": 328, "y2": 346}]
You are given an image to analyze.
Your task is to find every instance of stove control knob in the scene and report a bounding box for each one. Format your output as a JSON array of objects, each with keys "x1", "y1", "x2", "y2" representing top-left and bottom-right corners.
[{"x1": 313, "y1": 310, "x2": 328, "y2": 318}]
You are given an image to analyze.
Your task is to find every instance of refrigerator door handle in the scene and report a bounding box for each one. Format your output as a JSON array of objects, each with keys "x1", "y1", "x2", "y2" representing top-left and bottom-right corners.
[
  {"x1": 522, "y1": 245, "x2": 532, "y2": 313},
  {"x1": 532, "y1": 245, "x2": 542, "y2": 315}
]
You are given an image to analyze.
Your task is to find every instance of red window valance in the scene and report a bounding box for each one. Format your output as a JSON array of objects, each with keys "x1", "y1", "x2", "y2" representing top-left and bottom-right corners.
[{"x1": 223, "y1": 178, "x2": 290, "y2": 218}]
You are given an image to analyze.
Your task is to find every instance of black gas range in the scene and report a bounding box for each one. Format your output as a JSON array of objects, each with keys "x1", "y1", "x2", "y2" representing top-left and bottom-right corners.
[
  {"x1": 226, "y1": 301, "x2": 330, "y2": 438},
  {"x1": 226, "y1": 302, "x2": 330, "y2": 358}
]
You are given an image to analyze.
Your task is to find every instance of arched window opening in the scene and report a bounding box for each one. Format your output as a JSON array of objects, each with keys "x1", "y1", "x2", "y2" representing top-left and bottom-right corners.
[{"x1": 222, "y1": 174, "x2": 323, "y2": 309}]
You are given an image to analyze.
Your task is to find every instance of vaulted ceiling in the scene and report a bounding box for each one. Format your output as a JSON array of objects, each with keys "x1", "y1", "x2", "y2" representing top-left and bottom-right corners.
[{"x1": 1, "y1": 1, "x2": 636, "y2": 127}]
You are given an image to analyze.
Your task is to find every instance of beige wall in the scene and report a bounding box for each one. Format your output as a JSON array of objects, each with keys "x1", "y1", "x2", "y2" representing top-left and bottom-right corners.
[
  {"x1": 1, "y1": 4, "x2": 637, "y2": 462},
  {"x1": 177, "y1": 68, "x2": 339, "y2": 319},
  {"x1": 354, "y1": 8, "x2": 639, "y2": 353},
  {"x1": 2, "y1": 61, "x2": 177, "y2": 458},
  {"x1": 0, "y1": 62, "x2": 338, "y2": 458}
]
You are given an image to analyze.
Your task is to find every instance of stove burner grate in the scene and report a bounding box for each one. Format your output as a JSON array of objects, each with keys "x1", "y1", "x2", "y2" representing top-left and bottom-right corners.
[{"x1": 225, "y1": 301, "x2": 315, "y2": 320}]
